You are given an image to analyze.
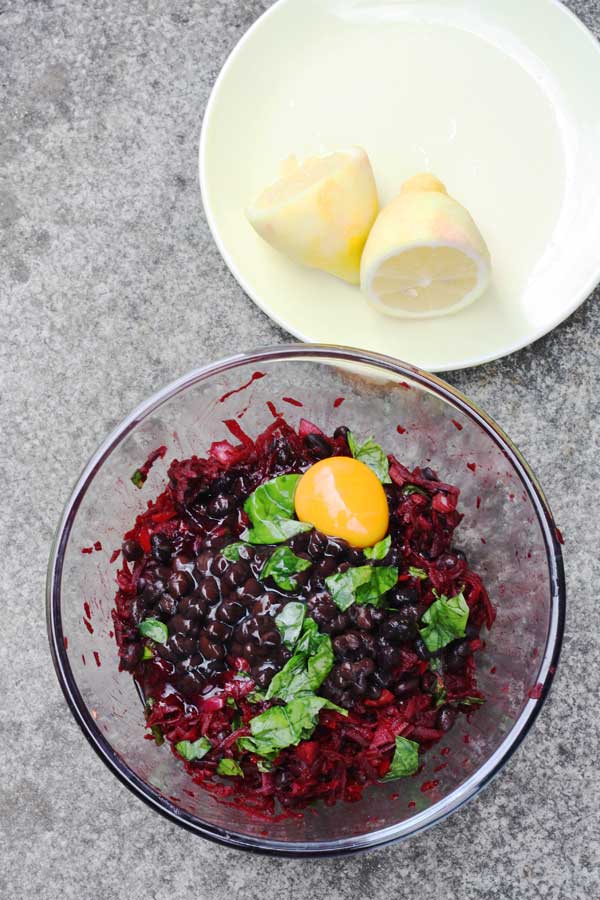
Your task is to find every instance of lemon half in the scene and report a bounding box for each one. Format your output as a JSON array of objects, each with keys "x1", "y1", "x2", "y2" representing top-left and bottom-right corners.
[
  {"x1": 360, "y1": 174, "x2": 491, "y2": 318},
  {"x1": 246, "y1": 147, "x2": 379, "y2": 284}
]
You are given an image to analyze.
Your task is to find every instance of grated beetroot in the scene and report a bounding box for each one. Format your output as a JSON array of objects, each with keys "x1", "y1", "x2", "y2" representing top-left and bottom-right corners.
[{"x1": 111, "y1": 416, "x2": 494, "y2": 817}]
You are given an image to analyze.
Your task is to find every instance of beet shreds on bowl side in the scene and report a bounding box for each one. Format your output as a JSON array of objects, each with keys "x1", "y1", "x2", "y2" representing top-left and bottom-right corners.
[{"x1": 111, "y1": 417, "x2": 494, "y2": 817}]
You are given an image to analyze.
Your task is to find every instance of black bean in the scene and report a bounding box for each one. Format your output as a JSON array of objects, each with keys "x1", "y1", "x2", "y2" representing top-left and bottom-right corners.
[
  {"x1": 365, "y1": 682, "x2": 383, "y2": 701},
  {"x1": 354, "y1": 657, "x2": 375, "y2": 676},
  {"x1": 452, "y1": 547, "x2": 468, "y2": 563},
  {"x1": 289, "y1": 531, "x2": 310, "y2": 553},
  {"x1": 203, "y1": 658, "x2": 226, "y2": 678},
  {"x1": 465, "y1": 623, "x2": 479, "y2": 640},
  {"x1": 316, "y1": 557, "x2": 337, "y2": 579},
  {"x1": 445, "y1": 638, "x2": 470, "y2": 672},
  {"x1": 195, "y1": 550, "x2": 216, "y2": 576},
  {"x1": 421, "y1": 467, "x2": 438, "y2": 481},
  {"x1": 151, "y1": 533, "x2": 174, "y2": 564},
  {"x1": 205, "y1": 620, "x2": 232, "y2": 642},
  {"x1": 271, "y1": 437, "x2": 293, "y2": 465},
  {"x1": 234, "y1": 619, "x2": 255, "y2": 643},
  {"x1": 394, "y1": 673, "x2": 420, "y2": 698},
  {"x1": 199, "y1": 635, "x2": 225, "y2": 660},
  {"x1": 253, "y1": 662, "x2": 278, "y2": 689},
  {"x1": 224, "y1": 560, "x2": 250, "y2": 589},
  {"x1": 373, "y1": 668, "x2": 393, "y2": 688},
  {"x1": 157, "y1": 593, "x2": 178, "y2": 617},
  {"x1": 168, "y1": 614, "x2": 194, "y2": 635},
  {"x1": 395, "y1": 604, "x2": 420, "y2": 626},
  {"x1": 216, "y1": 599, "x2": 245, "y2": 624},
  {"x1": 333, "y1": 425, "x2": 350, "y2": 441},
  {"x1": 198, "y1": 577, "x2": 220, "y2": 604},
  {"x1": 168, "y1": 571, "x2": 193, "y2": 598},
  {"x1": 231, "y1": 475, "x2": 252, "y2": 498},
  {"x1": 178, "y1": 671, "x2": 205, "y2": 696},
  {"x1": 346, "y1": 548, "x2": 364, "y2": 566},
  {"x1": 380, "y1": 614, "x2": 415, "y2": 643},
  {"x1": 329, "y1": 612, "x2": 350, "y2": 634},
  {"x1": 389, "y1": 586, "x2": 419, "y2": 607},
  {"x1": 376, "y1": 637, "x2": 402, "y2": 669},
  {"x1": 351, "y1": 673, "x2": 368, "y2": 696},
  {"x1": 304, "y1": 433, "x2": 332, "y2": 459},
  {"x1": 156, "y1": 640, "x2": 179, "y2": 663},
  {"x1": 351, "y1": 606, "x2": 376, "y2": 631},
  {"x1": 437, "y1": 708, "x2": 456, "y2": 732},
  {"x1": 421, "y1": 671, "x2": 439, "y2": 694},
  {"x1": 239, "y1": 577, "x2": 262, "y2": 602},
  {"x1": 170, "y1": 634, "x2": 195, "y2": 656},
  {"x1": 307, "y1": 531, "x2": 327, "y2": 559},
  {"x1": 414, "y1": 638, "x2": 431, "y2": 660},
  {"x1": 359, "y1": 632, "x2": 376, "y2": 657},
  {"x1": 122, "y1": 539, "x2": 143, "y2": 561},
  {"x1": 208, "y1": 494, "x2": 235, "y2": 519},
  {"x1": 332, "y1": 631, "x2": 362, "y2": 657},
  {"x1": 183, "y1": 599, "x2": 207, "y2": 620},
  {"x1": 120, "y1": 642, "x2": 143, "y2": 669},
  {"x1": 339, "y1": 661, "x2": 355, "y2": 682},
  {"x1": 211, "y1": 554, "x2": 229, "y2": 578},
  {"x1": 324, "y1": 537, "x2": 349, "y2": 559},
  {"x1": 242, "y1": 641, "x2": 256, "y2": 661},
  {"x1": 383, "y1": 484, "x2": 398, "y2": 513}
]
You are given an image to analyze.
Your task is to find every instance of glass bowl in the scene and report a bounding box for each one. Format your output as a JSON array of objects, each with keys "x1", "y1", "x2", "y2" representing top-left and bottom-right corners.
[{"x1": 46, "y1": 344, "x2": 565, "y2": 856}]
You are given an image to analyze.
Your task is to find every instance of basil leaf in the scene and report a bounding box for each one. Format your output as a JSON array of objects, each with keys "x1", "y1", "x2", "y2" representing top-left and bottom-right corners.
[
  {"x1": 217, "y1": 758, "x2": 244, "y2": 777},
  {"x1": 226, "y1": 696, "x2": 236, "y2": 707},
  {"x1": 241, "y1": 693, "x2": 347, "y2": 758},
  {"x1": 401, "y1": 484, "x2": 429, "y2": 497},
  {"x1": 262, "y1": 547, "x2": 312, "y2": 592},
  {"x1": 363, "y1": 535, "x2": 391, "y2": 560},
  {"x1": 150, "y1": 725, "x2": 164, "y2": 746},
  {"x1": 409, "y1": 566, "x2": 428, "y2": 580},
  {"x1": 257, "y1": 759, "x2": 273, "y2": 773},
  {"x1": 131, "y1": 469, "x2": 144, "y2": 489},
  {"x1": 175, "y1": 736, "x2": 212, "y2": 761},
  {"x1": 347, "y1": 432, "x2": 391, "y2": 484},
  {"x1": 326, "y1": 566, "x2": 398, "y2": 611},
  {"x1": 221, "y1": 542, "x2": 250, "y2": 562},
  {"x1": 458, "y1": 696, "x2": 485, "y2": 707},
  {"x1": 382, "y1": 736, "x2": 420, "y2": 780},
  {"x1": 275, "y1": 601, "x2": 306, "y2": 649},
  {"x1": 141, "y1": 645, "x2": 154, "y2": 660},
  {"x1": 138, "y1": 618, "x2": 168, "y2": 644},
  {"x1": 247, "y1": 689, "x2": 266, "y2": 703},
  {"x1": 243, "y1": 475, "x2": 312, "y2": 544},
  {"x1": 266, "y1": 618, "x2": 334, "y2": 701},
  {"x1": 419, "y1": 591, "x2": 469, "y2": 653}
]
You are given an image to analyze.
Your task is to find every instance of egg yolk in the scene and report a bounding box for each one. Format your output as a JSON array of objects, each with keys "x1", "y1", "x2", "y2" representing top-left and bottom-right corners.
[{"x1": 294, "y1": 457, "x2": 389, "y2": 549}]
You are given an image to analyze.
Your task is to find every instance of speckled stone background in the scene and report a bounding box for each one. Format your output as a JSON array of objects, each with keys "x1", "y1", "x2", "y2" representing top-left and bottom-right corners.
[{"x1": 1, "y1": 1, "x2": 599, "y2": 897}]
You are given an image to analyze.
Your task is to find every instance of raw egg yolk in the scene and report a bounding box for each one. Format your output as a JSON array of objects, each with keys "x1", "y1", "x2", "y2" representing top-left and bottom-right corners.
[{"x1": 294, "y1": 457, "x2": 389, "y2": 549}]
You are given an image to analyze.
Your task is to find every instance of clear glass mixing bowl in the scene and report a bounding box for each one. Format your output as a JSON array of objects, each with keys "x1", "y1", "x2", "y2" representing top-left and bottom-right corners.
[{"x1": 46, "y1": 345, "x2": 565, "y2": 855}]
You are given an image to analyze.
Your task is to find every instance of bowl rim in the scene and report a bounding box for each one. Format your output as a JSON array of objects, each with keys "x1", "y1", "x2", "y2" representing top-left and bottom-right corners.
[{"x1": 46, "y1": 343, "x2": 566, "y2": 856}]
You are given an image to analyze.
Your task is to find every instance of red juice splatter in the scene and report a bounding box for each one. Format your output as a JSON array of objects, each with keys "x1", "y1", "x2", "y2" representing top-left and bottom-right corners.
[
  {"x1": 282, "y1": 396, "x2": 303, "y2": 407},
  {"x1": 476, "y1": 496, "x2": 481, "y2": 509},
  {"x1": 434, "y1": 763, "x2": 448, "y2": 773},
  {"x1": 440, "y1": 747, "x2": 450, "y2": 756},
  {"x1": 528, "y1": 682, "x2": 543, "y2": 700},
  {"x1": 391, "y1": 792, "x2": 399, "y2": 800},
  {"x1": 467, "y1": 462, "x2": 476, "y2": 472},
  {"x1": 408, "y1": 800, "x2": 416, "y2": 809},
  {"x1": 109, "y1": 549, "x2": 121, "y2": 564},
  {"x1": 218, "y1": 371, "x2": 266, "y2": 403},
  {"x1": 93, "y1": 651, "x2": 101, "y2": 667},
  {"x1": 480, "y1": 537, "x2": 487, "y2": 544},
  {"x1": 82, "y1": 654, "x2": 86, "y2": 666},
  {"x1": 93, "y1": 540, "x2": 102, "y2": 551},
  {"x1": 396, "y1": 425, "x2": 406, "y2": 434},
  {"x1": 490, "y1": 666, "x2": 497, "y2": 674},
  {"x1": 421, "y1": 780, "x2": 439, "y2": 793},
  {"x1": 184, "y1": 789, "x2": 195, "y2": 798},
  {"x1": 83, "y1": 601, "x2": 92, "y2": 619},
  {"x1": 333, "y1": 397, "x2": 344, "y2": 408},
  {"x1": 399, "y1": 381, "x2": 411, "y2": 390},
  {"x1": 63, "y1": 636, "x2": 69, "y2": 650},
  {"x1": 83, "y1": 618, "x2": 94, "y2": 635},
  {"x1": 451, "y1": 419, "x2": 463, "y2": 430},
  {"x1": 223, "y1": 419, "x2": 253, "y2": 446},
  {"x1": 532, "y1": 647, "x2": 539, "y2": 659},
  {"x1": 81, "y1": 547, "x2": 93, "y2": 555},
  {"x1": 463, "y1": 734, "x2": 471, "y2": 744},
  {"x1": 555, "y1": 527, "x2": 565, "y2": 545},
  {"x1": 266, "y1": 400, "x2": 281, "y2": 418},
  {"x1": 109, "y1": 630, "x2": 114, "y2": 639}
]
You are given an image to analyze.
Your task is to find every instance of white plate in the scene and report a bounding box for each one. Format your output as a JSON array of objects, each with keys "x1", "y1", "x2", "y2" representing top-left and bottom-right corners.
[{"x1": 200, "y1": 0, "x2": 600, "y2": 371}]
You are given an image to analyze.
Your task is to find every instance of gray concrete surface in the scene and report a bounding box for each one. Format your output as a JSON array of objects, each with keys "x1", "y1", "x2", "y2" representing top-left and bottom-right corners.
[{"x1": 1, "y1": 1, "x2": 599, "y2": 897}]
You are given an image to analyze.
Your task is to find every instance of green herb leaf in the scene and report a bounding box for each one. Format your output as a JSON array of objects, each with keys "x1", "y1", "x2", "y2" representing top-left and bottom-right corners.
[
  {"x1": 226, "y1": 696, "x2": 236, "y2": 707},
  {"x1": 325, "y1": 566, "x2": 398, "y2": 611},
  {"x1": 240, "y1": 694, "x2": 347, "y2": 758},
  {"x1": 347, "y1": 433, "x2": 391, "y2": 484},
  {"x1": 256, "y1": 759, "x2": 273, "y2": 773},
  {"x1": 217, "y1": 758, "x2": 244, "y2": 777},
  {"x1": 275, "y1": 601, "x2": 306, "y2": 649},
  {"x1": 458, "y1": 696, "x2": 485, "y2": 707},
  {"x1": 262, "y1": 547, "x2": 312, "y2": 591},
  {"x1": 363, "y1": 535, "x2": 391, "y2": 560},
  {"x1": 222, "y1": 542, "x2": 250, "y2": 562},
  {"x1": 247, "y1": 689, "x2": 266, "y2": 704},
  {"x1": 401, "y1": 484, "x2": 429, "y2": 497},
  {"x1": 419, "y1": 591, "x2": 469, "y2": 653},
  {"x1": 382, "y1": 736, "x2": 420, "y2": 780},
  {"x1": 138, "y1": 618, "x2": 168, "y2": 644},
  {"x1": 243, "y1": 475, "x2": 312, "y2": 544},
  {"x1": 150, "y1": 724, "x2": 164, "y2": 746},
  {"x1": 131, "y1": 469, "x2": 145, "y2": 489},
  {"x1": 409, "y1": 566, "x2": 428, "y2": 581},
  {"x1": 175, "y1": 736, "x2": 212, "y2": 761},
  {"x1": 266, "y1": 618, "x2": 334, "y2": 701}
]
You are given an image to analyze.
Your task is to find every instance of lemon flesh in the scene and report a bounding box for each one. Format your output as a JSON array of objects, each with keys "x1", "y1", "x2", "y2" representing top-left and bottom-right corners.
[
  {"x1": 360, "y1": 174, "x2": 491, "y2": 318},
  {"x1": 246, "y1": 148, "x2": 379, "y2": 284}
]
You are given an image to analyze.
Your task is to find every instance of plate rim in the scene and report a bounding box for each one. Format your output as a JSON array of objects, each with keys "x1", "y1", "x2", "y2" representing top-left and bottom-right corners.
[{"x1": 199, "y1": 0, "x2": 600, "y2": 372}]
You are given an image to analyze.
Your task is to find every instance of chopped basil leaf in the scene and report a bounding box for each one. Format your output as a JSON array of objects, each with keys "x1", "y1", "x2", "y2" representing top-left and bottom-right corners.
[
  {"x1": 401, "y1": 484, "x2": 429, "y2": 497},
  {"x1": 221, "y1": 542, "x2": 250, "y2": 562},
  {"x1": 175, "y1": 736, "x2": 212, "y2": 761},
  {"x1": 217, "y1": 758, "x2": 244, "y2": 777},
  {"x1": 382, "y1": 736, "x2": 420, "y2": 780},
  {"x1": 131, "y1": 469, "x2": 144, "y2": 489},
  {"x1": 363, "y1": 535, "x2": 391, "y2": 560},
  {"x1": 347, "y1": 432, "x2": 391, "y2": 484},
  {"x1": 231, "y1": 712, "x2": 242, "y2": 730},
  {"x1": 409, "y1": 566, "x2": 428, "y2": 580},
  {"x1": 458, "y1": 696, "x2": 485, "y2": 707},
  {"x1": 247, "y1": 689, "x2": 266, "y2": 703},
  {"x1": 261, "y1": 547, "x2": 312, "y2": 591},
  {"x1": 240, "y1": 694, "x2": 346, "y2": 758},
  {"x1": 266, "y1": 618, "x2": 334, "y2": 701},
  {"x1": 325, "y1": 566, "x2": 398, "y2": 611},
  {"x1": 257, "y1": 759, "x2": 273, "y2": 773},
  {"x1": 275, "y1": 601, "x2": 306, "y2": 649},
  {"x1": 141, "y1": 645, "x2": 154, "y2": 660},
  {"x1": 150, "y1": 724, "x2": 164, "y2": 746},
  {"x1": 243, "y1": 475, "x2": 312, "y2": 544},
  {"x1": 419, "y1": 591, "x2": 469, "y2": 653},
  {"x1": 226, "y1": 696, "x2": 236, "y2": 707},
  {"x1": 138, "y1": 617, "x2": 168, "y2": 644}
]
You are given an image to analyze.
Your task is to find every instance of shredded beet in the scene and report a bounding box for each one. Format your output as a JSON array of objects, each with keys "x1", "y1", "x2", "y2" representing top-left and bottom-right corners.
[{"x1": 111, "y1": 417, "x2": 494, "y2": 817}]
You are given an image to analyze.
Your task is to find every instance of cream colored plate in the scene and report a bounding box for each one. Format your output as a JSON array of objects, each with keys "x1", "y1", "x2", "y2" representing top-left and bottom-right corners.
[{"x1": 200, "y1": 0, "x2": 600, "y2": 371}]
